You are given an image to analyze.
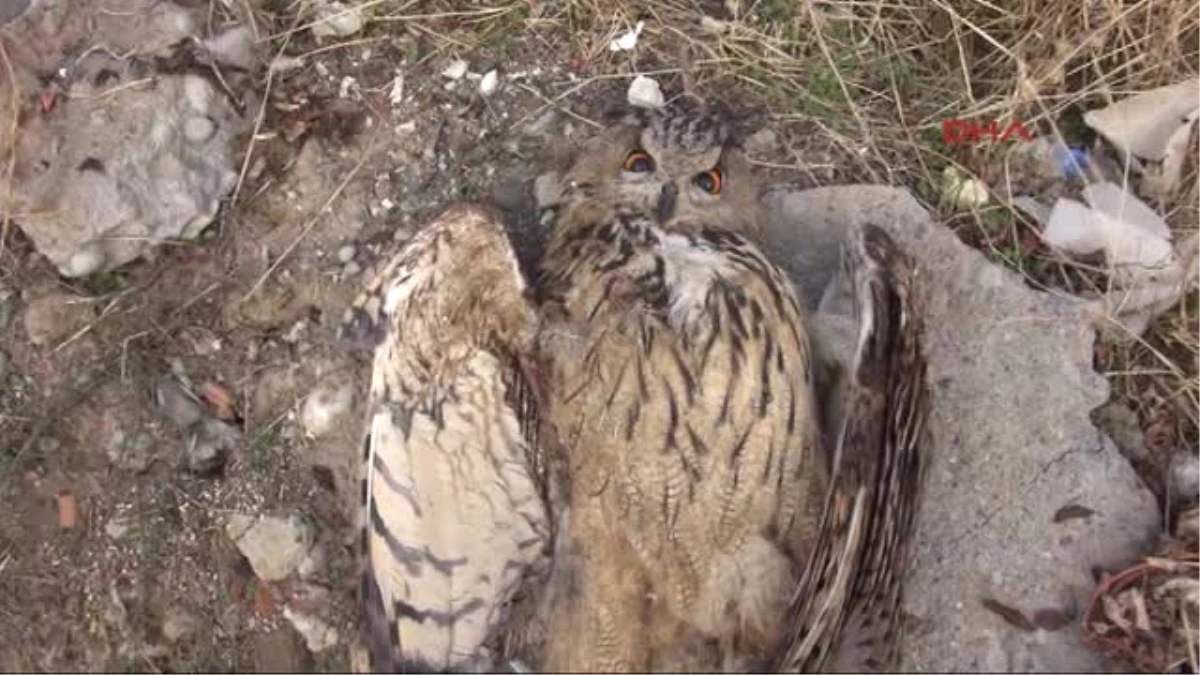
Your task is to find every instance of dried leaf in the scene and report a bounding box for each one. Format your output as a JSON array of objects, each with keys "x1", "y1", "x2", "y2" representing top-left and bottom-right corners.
[
  {"x1": 57, "y1": 491, "x2": 77, "y2": 529},
  {"x1": 1124, "y1": 588, "x2": 1151, "y2": 633},
  {"x1": 1033, "y1": 608, "x2": 1072, "y2": 631},
  {"x1": 1054, "y1": 503, "x2": 1097, "y2": 523},
  {"x1": 981, "y1": 598, "x2": 1035, "y2": 632}
]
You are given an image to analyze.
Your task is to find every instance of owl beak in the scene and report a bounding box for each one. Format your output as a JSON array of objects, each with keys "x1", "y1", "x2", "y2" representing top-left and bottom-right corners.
[{"x1": 657, "y1": 182, "x2": 678, "y2": 223}]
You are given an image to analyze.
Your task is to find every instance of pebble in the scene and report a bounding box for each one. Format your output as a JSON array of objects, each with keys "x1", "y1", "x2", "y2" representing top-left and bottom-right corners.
[
  {"x1": 301, "y1": 384, "x2": 356, "y2": 438},
  {"x1": 283, "y1": 606, "x2": 340, "y2": 653},
  {"x1": 534, "y1": 172, "x2": 563, "y2": 209},
  {"x1": 310, "y1": 0, "x2": 365, "y2": 39},
  {"x1": 479, "y1": 69, "x2": 499, "y2": 96},
  {"x1": 442, "y1": 59, "x2": 468, "y2": 80},
  {"x1": 343, "y1": 261, "x2": 362, "y2": 276},
  {"x1": 186, "y1": 418, "x2": 240, "y2": 475},
  {"x1": 337, "y1": 244, "x2": 356, "y2": 264},
  {"x1": 155, "y1": 376, "x2": 205, "y2": 429},
  {"x1": 226, "y1": 514, "x2": 314, "y2": 582},
  {"x1": 105, "y1": 514, "x2": 130, "y2": 540},
  {"x1": 627, "y1": 75, "x2": 664, "y2": 110},
  {"x1": 64, "y1": 242, "x2": 107, "y2": 277}
]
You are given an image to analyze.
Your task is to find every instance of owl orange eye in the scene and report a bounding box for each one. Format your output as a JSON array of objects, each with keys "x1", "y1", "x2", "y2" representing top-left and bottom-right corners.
[
  {"x1": 695, "y1": 168, "x2": 722, "y2": 195},
  {"x1": 624, "y1": 150, "x2": 654, "y2": 173}
]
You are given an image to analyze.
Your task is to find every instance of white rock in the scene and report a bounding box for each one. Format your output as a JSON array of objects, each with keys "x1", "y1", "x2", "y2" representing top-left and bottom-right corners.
[
  {"x1": 442, "y1": 59, "x2": 469, "y2": 80},
  {"x1": 227, "y1": 514, "x2": 314, "y2": 582},
  {"x1": 388, "y1": 71, "x2": 405, "y2": 107},
  {"x1": 283, "y1": 606, "x2": 340, "y2": 653},
  {"x1": 183, "y1": 116, "x2": 216, "y2": 143},
  {"x1": 479, "y1": 69, "x2": 499, "y2": 96},
  {"x1": 301, "y1": 384, "x2": 356, "y2": 438},
  {"x1": 609, "y1": 20, "x2": 644, "y2": 51},
  {"x1": 105, "y1": 515, "x2": 130, "y2": 540},
  {"x1": 337, "y1": 244, "x2": 356, "y2": 264},
  {"x1": 310, "y1": 0, "x2": 365, "y2": 39},
  {"x1": 64, "y1": 242, "x2": 107, "y2": 277},
  {"x1": 627, "y1": 75, "x2": 664, "y2": 110}
]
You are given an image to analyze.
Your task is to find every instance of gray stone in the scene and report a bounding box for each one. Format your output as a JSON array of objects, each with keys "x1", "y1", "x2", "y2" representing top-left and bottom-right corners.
[
  {"x1": 763, "y1": 185, "x2": 1160, "y2": 673},
  {"x1": 186, "y1": 418, "x2": 239, "y2": 475},
  {"x1": 155, "y1": 376, "x2": 205, "y2": 430},
  {"x1": 1170, "y1": 452, "x2": 1199, "y2": 509},
  {"x1": 226, "y1": 514, "x2": 314, "y2": 582},
  {"x1": 161, "y1": 606, "x2": 198, "y2": 643},
  {"x1": 7, "y1": 48, "x2": 245, "y2": 276},
  {"x1": 301, "y1": 383, "x2": 355, "y2": 439}
]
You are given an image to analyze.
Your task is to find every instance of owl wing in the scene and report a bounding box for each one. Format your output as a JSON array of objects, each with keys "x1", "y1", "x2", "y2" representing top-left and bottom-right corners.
[
  {"x1": 341, "y1": 205, "x2": 551, "y2": 673},
  {"x1": 775, "y1": 223, "x2": 929, "y2": 673}
]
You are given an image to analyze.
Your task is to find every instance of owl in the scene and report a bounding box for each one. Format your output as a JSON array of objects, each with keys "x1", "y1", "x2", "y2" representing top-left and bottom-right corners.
[
  {"x1": 340, "y1": 204, "x2": 550, "y2": 672},
  {"x1": 525, "y1": 103, "x2": 828, "y2": 672},
  {"x1": 526, "y1": 103, "x2": 928, "y2": 673}
]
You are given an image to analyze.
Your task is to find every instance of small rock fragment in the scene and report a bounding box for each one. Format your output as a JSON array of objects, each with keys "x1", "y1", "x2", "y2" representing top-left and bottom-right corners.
[
  {"x1": 627, "y1": 75, "x2": 664, "y2": 110},
  {"x1": 185, "y1": 418, "x2": 240, "y2": 475},
  {"x1": 609, "y1": 20, "x2": 645, "y2": 51},
  {"x1": 162, "y1": 606, "x2": 198, "y2": 643},
  {"x1": 442, "y1": 59, "x2": 469, "y2": 80},
  {"x1": 337, "y1": 244, "x2": 356, "y2": 264},
  {"x1": 479, "y1": 69, "x2": 499, "y2": 96},
  {"x1": 105, "y1": 515, "x2": 130, "y2": 540},
  {"x1": 155, "y1": 376, "x2": 205, "y2": 430},
  {"x1": 227, "y1": 514, "x2": 314, "y2": 582},
  {"x1": 301, "y1": 384, "x2": 355, "y2": 438},
  {"x1": 65, "y1": 242, "x2": 107, "y2": 277},
  {"x1": 58, "y1": 490, "x2": 78, "y2": 528},
  {"x1": 310, "y1": 0, "x2": 365, "y2": 39},
  {"x1": 388, "y1": 71, "x2": 405, "y2": 107},
  {"x1": 283, "y1": 606, "x2": 340, "y2": 653},
  {"x1": 534, "y1": 172, "x2": 562, "y2": 209}
]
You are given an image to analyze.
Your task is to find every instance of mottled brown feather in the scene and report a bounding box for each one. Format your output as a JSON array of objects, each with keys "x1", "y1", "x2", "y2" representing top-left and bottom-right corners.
[{"x1": 775, "y1": 223, "x2": 929, "y2": 673}]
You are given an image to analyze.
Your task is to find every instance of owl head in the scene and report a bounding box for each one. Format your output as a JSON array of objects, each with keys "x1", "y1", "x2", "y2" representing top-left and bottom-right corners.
[{"x1": 562, "y1": 101, "x2": 762, "y2": 239}]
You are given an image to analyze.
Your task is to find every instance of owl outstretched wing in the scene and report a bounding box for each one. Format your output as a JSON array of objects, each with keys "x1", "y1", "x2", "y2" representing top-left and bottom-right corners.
[
  {"x1": 340, "y1": 204, "x2": 551, "y2": 673},
  {"x1": 775, "y1": 223, "x2": 929, "y2": 673}
]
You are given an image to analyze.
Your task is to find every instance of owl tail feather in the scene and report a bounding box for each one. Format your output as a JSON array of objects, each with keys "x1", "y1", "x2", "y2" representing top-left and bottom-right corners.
[{"x1": 774, "y1": 224, "x2": 929, "y2": 673}]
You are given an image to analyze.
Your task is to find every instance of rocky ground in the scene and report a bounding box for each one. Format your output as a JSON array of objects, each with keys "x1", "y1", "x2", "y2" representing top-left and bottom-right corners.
[{"x1": 0, "y1": 0, "x2": 1195, "y2": 672}]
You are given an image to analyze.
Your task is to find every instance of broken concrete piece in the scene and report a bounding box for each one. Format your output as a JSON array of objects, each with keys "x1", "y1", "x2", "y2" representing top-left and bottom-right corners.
[
  {"x1": 763, "y1": 185, "x2": 1160, "y2": 673},
  {"x1": 6, "y1": 49, "x2": 243, "y2": 277},
  {"x1": 226, "y1": 514, "x2": 314, "y2": 582}
]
